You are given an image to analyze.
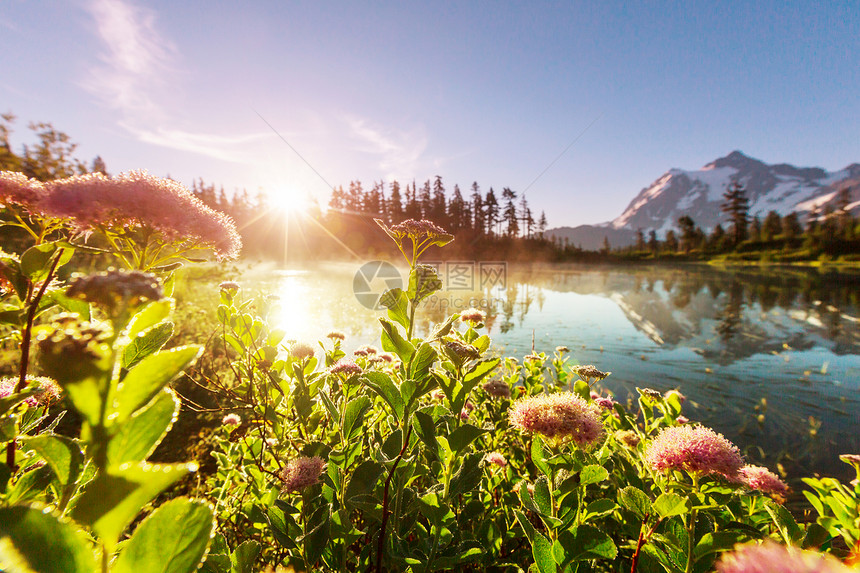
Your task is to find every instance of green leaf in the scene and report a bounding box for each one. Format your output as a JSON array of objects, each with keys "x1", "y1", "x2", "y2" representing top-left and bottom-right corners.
[
  {"x1": 447, "y1": 423, "x2": 487, "y2": 454},
  {"x1": 20, "y1": 434, "x2": 83, "y2": 487},
  {"x1": 342, "y1": 396, "x2": 371, "y2": 441},
  {"x1": 408, "y1": 265, "x2": 442, "y2": 304},
  {"x1": 418, "y1": 492, "x2": 452, "y2": 524},
  {"x1": 802, "y1": 522, "x2": 832, "y2": 550},
  {"x1": 130, "y1": 300, "x2": 172, "y2": 331},
  {"x1": 580, "y1": 464, "x2": 609, "y2": 486},
  {"x1": 408, "y1": 342, "x2": 437, "y2": 381},
  {"x1": 533, "y1": 476, "x2": 552, "y2": 516},
  {"x1": 114, "y1": 345, "x2": 201, "y2": 421},
  {"x1": 380, "y1": 288, "x2": 409, "y2": 330},
  {"x1": 584, "y1": 498, "x2": 617, "y2": 520},
  {"x1": 515, "y1": 510, "x2": 556, "y2": 573},
  {"x1": 6, "y1": 464, "x2": 54, "y2": 505},
  {"x1": 554, "y1": 525, "x2": 618, "y2": 564},
  {"x1": 448, "y1": 453, "x2": 483, "y2": 497},
  {"x1": 113, "y1": 498, "x2": 215, "y2": 573},
  {"x1": 531, "y1": 436, "x2": 551, "y2": 479},
  {"x1": 345, "y1": 460, "x2": 383, "y2": 505},
  {"x1": 231, "y1": 540, "x2": 261, "y2": 573},
  {"x1": 693, "y1": 531, "x2": 750, "y2": 560},
  {"x1": 0, "y1": 505, "x2": 97, "y2": 573},
  {"x1": 20, "y1": 242, "x2": 74, "y2": 281},
  {"x1": 122, "y1": 321, "x2": 175, "y2": 369},
  {"x1": 379, "y1": 318, "x2": 414, "y2": 363},
  {"x1": 71, "y1": 462, "x2": 194, "y2": 551},
  {"x1": 619, "y1": 486, "x2": 651, "y2": 519},
  {"x1": 108, "y1": 388, "x2": 179, "y2": 464},
  {"x1": 764, "y1": 499, "x2": 803, "y2": 545},
  {"x1": 362, "y1": 372, "x2": 404, "y2": 420},
  {"x1": 413, "y1": 410, "x2": 439, "y2": 455},
  {"x1": 654, "y1": 492, "x2": 688, "y2": 519}
]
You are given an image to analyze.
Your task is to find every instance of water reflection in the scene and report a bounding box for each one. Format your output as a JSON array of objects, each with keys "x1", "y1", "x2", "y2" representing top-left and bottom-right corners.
[
  {"x1": 261, "y1": 262, "x2": 860, "y2": 480},
  {"x1": 475, "y1": 265, "x2": 860, "y2": 365}
]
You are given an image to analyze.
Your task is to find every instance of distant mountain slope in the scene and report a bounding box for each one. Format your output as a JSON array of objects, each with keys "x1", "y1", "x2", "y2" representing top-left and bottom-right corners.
[{"x1": 547, "y1": 151, "x2": 860, "y2": 249}]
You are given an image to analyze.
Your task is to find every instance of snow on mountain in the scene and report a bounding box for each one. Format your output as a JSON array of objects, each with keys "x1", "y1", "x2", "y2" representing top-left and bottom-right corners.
[
  {"x1": 546, "y1": 151, "x2": 859, "y2": 249},
  {"x1": 609, "y1": 151, "x2": 860, "y2": 235}
]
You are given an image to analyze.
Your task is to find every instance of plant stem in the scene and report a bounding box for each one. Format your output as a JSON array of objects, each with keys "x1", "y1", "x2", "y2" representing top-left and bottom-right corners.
[
  {"x1": 5, "y1": 249, "x2": 64, "y2": 470},
  {"x1": 376, "y1": 424, "x2": 412, "y2": 573}
]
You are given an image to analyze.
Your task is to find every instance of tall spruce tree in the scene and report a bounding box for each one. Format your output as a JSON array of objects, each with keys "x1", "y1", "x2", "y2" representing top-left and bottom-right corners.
[{"x1": 721, "y1": 181, "x2": 750, "y2": 245}]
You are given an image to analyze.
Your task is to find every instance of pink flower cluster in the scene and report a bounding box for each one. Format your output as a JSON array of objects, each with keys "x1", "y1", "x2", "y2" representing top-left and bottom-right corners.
[
  {"x1": 279, "y1": 456, "x2": 326, "y2": 492},
  {"x1": 388, "y1": 219, "x2": 451, "y2": 240},
  {"x1": 24, "y1": 170, "x2": 242, "y2": 258},
  {"x1": 0, "y1": 376, "x2": 62, "y2": 407},
  {"x1": 328, "y1": 359, "x2": 362, "y2": 376},
  {"x1": 290, "y1": 342, "x2": 315, "y2": 361},
  {"x1": 482, "y1": 379, "x2": 512, "y2": 399},
  {"x1": 509, "y1": 392, "x2": 605, "y2": 446},
  {"x1": 716, "y1": 541, "x2": 852, "y2": 573},
  {"x1": 484, "y1": 452, "x2": 507, "y2": 468},
  {"x1": 738, "y1": 465, "x2": 789, "y2": 498},
  {"x1": 644, "y1": 425, "x2": 744, "y2": 478},
  {"x1": 0, "y1": 171, "x2": 46, "y2": 210},
  {"x1": 459, "y1": 308, "x2": 486, "y2": 324}
]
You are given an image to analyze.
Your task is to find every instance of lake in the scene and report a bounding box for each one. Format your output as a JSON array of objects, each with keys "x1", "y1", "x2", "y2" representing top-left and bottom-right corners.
[{"x1": 244, "y1": 261, "x2": 860, "y2": 482}]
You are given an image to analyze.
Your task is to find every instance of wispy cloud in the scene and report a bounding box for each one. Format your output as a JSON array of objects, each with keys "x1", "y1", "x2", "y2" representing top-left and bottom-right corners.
[
  {"x1": 346, "y1": 116, "x2": 428, "y2": 179},
  {"x1": 126, "y1": 124, "x2": 271, "y2": 163},
  {"x1": 81, "y1": 0, "x2": 268, "y2": 162},
  {"x1": 82, "y1": 0, "x2": 174, "y2": 117}
]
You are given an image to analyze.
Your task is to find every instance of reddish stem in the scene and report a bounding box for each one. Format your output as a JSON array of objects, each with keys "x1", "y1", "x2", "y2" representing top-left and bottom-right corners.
[
  {"x1": 375, "y1": 425, "x2": 412, "y2": 573},
  {"x1": 6, "y1": 249, "x2": 64, "y2": 470}
]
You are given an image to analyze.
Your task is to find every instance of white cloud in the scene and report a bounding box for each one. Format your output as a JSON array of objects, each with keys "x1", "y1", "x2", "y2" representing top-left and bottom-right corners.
[
  {"x1": 82, "y1": 0, "x2": 174, "y2": 117},
  {"x1": 81, "y1": 0, "x2": 268, "y2": 162},
  {"x1": 345, "y1": 116, "x2": 428, "y2": 180},
  {"x1": 125, "y1": 124, "x2": 271, "y2": 163}
]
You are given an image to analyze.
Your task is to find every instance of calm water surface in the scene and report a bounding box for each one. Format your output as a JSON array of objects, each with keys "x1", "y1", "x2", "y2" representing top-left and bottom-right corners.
[{"x1": 247, "y1": 262, "x2": 860, "y2": 481}]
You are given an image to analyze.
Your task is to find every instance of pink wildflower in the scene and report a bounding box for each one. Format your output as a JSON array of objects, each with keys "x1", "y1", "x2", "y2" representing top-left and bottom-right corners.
[
  {"x1": 459, "y1": 308, "x2": 486, "y2": 324},
  {"x1": 615, "y1": 430, "x2": 641, "y2": 448},
  {"x1": 716, "y1": 540, "x2": 852, "y2": 573},
  {"x1": 645, "y1": 425, "x2": 744, "y2": 478},
  {"x1": 509, "y1": 392, "x2": 605, "y2": 447},
  {"x1": 664, "y1": 389, "x2": 686, "y2": 403},
  {"x1": 279, "y1": 456, "x2": 326, "y2": 492},
  {"x1": 290, "y1": 342, "x2": 315, "y2": 361},
  {"x1": 738, "y1": 465, "x2": 789, "y2": 499},
  {"x1": 0, "y1": 376, "x2": 62, "y2": 407},
  {"x1": 0, "y1": 171, "x2": 46, "y2": 210},
  {"x1": 594, "y1": 396, "x2": 616, "y2": 410},
  {"x1": 377, "y1": 352, "x2": 395, "y2": 363},
  {"x1": 484, "y1": 452, "x2": 507, "y2": 468},
  {"x1": 444, "y1": 339, "x2": 481, "y2": 361},
  {"x1": 222, "y1": 413, "x2": 241, "y2": 426},
  {"x1": 430, "y1": 389, "x2": 445, "y2": 401},
  {"x1": 326, "y1": 330, "x2": 346, "y2": 341},
  {"x1": 328, "y1": 359, "x2": 362, "y2": 376},
  {"x1": 42, "y1": 170, "x2": 241, "y2": 259},
  {"x1": 573, "y1": 364, "x2": 609, "y2": 381},
  {"x1": 482, "y1": 379, "x2": 512, "y2": 399},
  {"x1": 676, "y1": 415, "x2": 689, "y2": 424},
  {"x1": 354, "y1": 345, "x2": 378, "y2": 357}
]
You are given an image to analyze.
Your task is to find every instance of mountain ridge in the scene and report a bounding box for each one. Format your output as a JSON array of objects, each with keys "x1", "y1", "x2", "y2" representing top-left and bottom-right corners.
[{"x1": 547, "y1": 151, "x2": 859, "y2": 250}]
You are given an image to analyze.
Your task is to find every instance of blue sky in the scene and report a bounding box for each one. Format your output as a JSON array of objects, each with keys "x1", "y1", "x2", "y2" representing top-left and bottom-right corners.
[{"x1": 1, "y1": 1, "x2": 857, "y2": 227}]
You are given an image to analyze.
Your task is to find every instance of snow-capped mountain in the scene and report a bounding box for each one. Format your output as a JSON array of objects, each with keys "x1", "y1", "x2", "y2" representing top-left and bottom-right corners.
[
  {"x1": 547, "y1": 151, "x2": 859, "y2": 249},
  {"x1": 612, "y1": 150, "x2": 860, "y2": 235}
]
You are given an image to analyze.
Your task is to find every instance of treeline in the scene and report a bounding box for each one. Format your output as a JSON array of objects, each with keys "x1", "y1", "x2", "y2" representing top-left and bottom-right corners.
[
  {"x1": 0, "y1": 114, "x2": 107, "y2": 180},
  {"x1": 611, "y1": 182, "x2": 860, "y2": 263}
]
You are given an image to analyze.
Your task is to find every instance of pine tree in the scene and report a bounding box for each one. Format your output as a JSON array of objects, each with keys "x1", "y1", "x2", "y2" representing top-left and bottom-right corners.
[
  {"x1": 721, "y1": 181, "x2": 750, "y2": 246},
  {"x1": 502, "y1": 187, "x2": 518, "y2": 237},
  {"x1": 470, "y1": 182, "x2": 484, "y2": 235},
  {"x1": 484, "y1": 188, "x2": 499, "y2": 237},
  {"x1": 388, "y1": 181, "x2": 403, "y2": 222},
  {"x1": 431, "y1": 176, "x2": 447, "y2": 222},
  {"x1": 538, "y1": 211, "x2": 548, "y2": 237}
]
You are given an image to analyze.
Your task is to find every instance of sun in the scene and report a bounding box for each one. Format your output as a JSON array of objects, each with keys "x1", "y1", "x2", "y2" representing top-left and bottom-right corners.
[{"x1": 266, "y1": 186, "x2": 312, "y2": 217}]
